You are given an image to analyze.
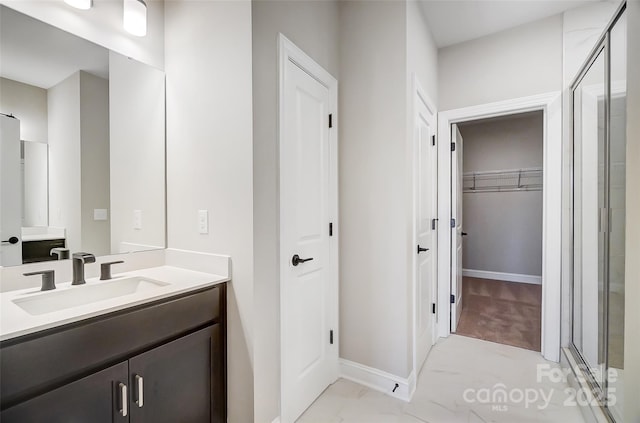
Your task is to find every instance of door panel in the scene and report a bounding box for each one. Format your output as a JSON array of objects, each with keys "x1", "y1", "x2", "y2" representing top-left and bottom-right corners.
[
  {"x1": 128, "y1": 325, "x2": 222, "y2": 423},
  {"x1": 415, "y1": 92, "x2": 437, "y2": 370},
  {"x1": 1, "y1": 362, "x2": 128, "y2": 423},
  {"x1": 281, "y1": 57, "x2": 335, "y2": 423},
  {"x1": 1, "y1": 115, "x2": 23, "y2": 266},
  {"x1": 451, "y1": 124, "x2": 464, "y2": 331}
]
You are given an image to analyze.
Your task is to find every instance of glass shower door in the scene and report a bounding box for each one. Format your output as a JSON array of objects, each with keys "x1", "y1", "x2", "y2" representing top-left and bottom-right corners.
[
  {"x1": 573, "y1": 49, "x2": 607, "y2": 387},
  {"x1": 571, "y1": 7, "x2": 627, "y2": 419},
  {"x1": 607, "y1": 11, "x2": 626, "y2": 420}
]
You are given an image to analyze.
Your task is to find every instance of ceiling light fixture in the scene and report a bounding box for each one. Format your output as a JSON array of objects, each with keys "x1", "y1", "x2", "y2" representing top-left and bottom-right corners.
[
  {"x1": 123, "y1": 0, "x2": 147, "y2": 37},
  {"x1": 64, "y1": 0, "x2": 92, "y2": 10}
]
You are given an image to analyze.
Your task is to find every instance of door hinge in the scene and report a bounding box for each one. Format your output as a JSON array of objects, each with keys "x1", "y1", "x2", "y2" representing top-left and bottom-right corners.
[
  {"x1": 450, "y1": 218, "x2": 455, "y2": 228},
  {"x1": 329, "y1": 114, "x2": 333, "y2": 128},
  {"x1": 450, "y1": 294, "x2": 455, "y2": 304},
  {"x1": 431, "y1": 135, "x2": 436, "y2": 146},
  {"x1": 432, "y1": 303, "x2": 436, "y2": 314},
  {"x1": 330, "y1": 330, "x2": 334, "y2": 344},
  {"x1": 431, "y1": 218, "x2": 438, "y2": 230},
  {"x1": 451, "y1": 142, "x2": 456, "y2": 152},
  {"x1": 329, "y1": 222, "x2": 333, "y2": 237}
]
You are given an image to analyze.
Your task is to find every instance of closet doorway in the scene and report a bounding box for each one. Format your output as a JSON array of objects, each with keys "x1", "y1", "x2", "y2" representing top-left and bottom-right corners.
[
  {"x1": 453, "y1": 112, "x2": 544, "y2": 352},
  {"x1": 437, "y1": 92, "x2": 562, "y2": 362}
]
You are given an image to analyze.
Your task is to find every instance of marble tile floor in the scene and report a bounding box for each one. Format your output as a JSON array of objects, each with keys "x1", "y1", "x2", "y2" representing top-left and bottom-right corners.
[{"x1": 298, "y1": 335, "x2": 585, "y2": 423}]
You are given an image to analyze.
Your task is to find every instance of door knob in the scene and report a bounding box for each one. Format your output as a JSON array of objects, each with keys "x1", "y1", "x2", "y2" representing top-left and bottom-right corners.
[
  {"x1": 292, "y1": 254, "x2": 314, "y2": 266},
  {"x1": 417, "y1": 245, "x2": 429, "y2": 254},
  {"x1": 1, "y1": 236, "x2": 19, "y2": 245}
]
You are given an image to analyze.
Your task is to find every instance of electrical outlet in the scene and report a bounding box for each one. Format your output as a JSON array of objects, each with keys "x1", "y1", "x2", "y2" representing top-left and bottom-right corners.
[
  {"x1": 198, "y1": 210, "x2": 208, "y2": 234},
  {"x1": 133, "y1": 210, "x2": 142, "y2": 230}
]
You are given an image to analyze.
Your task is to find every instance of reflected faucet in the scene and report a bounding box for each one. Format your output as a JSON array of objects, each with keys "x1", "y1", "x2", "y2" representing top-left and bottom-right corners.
[
  {"x1": 72, "y1": 252, "x2": 96, "y2": 285},
  {"x1": 50, "y1": 248, "x2": 70, "y2": 260}
]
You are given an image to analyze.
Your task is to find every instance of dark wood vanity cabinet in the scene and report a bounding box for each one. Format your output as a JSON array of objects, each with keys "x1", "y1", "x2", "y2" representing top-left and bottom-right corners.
[
  {"x1": 0, "y1": 283, "x2": 227, "y2": 423},
  {"x1": 128, "y1": 325, "x2": 224, "y2": 423},
  {"x1": 1, "y1": 361, "x2": 130, "y2": 423}
]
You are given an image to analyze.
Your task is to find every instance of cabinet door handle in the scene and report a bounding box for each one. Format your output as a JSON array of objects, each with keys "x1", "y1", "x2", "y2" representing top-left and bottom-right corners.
[
  {"x1": 118, "y1": 383, "x2": 128, "y2": 416},
  {"x1": 135, "y1": 374, "x2": 144, "y2": 408}
]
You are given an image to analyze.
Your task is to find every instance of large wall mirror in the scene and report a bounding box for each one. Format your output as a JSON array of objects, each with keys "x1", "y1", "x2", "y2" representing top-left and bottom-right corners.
[{"x1": 0, "y1": 5, "x2": 166, "y2": 266}]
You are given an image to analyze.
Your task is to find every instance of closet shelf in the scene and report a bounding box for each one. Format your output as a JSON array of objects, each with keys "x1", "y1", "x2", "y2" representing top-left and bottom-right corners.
[{"x1": 463, "y1": 167, "x2": 543, "y2": 193}]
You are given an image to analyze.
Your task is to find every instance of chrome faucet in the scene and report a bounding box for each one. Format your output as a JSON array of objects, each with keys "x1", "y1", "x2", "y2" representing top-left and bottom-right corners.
[{"x1": 72, "y1": 252, "x2": 96, "y2": 285}]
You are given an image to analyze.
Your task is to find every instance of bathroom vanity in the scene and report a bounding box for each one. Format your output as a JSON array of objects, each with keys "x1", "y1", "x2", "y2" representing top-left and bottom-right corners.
[{"x1": 0, "y1": 267, "x2": 228, "y2": 423}]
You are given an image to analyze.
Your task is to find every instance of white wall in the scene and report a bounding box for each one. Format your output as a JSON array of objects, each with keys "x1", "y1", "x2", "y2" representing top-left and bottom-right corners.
[
  {"x1": 109, "y1": 52, "x2": 165, "y2": 254},
  {"x1": 624, "y1": 2, "x2": 640, "y2": 421},
  {"x1": 339, "y1": 0, "x2": 411, "y2": 378},
  {"x1": 0, "y1": 77, "x2": 47, "y2": 143},
  {"x1": 47, "y1": 73, "x2": 81, "y2": 252},
  {"x1": 0, "y1": 77, "x2": 49, "y2": 227},
  {"x1": 23, "y1": 141, "x2": 48, "y2": 227},
  {"x1": 438, "y1": 14, "x2": 563, "y2": 111},
  {"x1": 1, "y1": 0, "x2": 164, "y2": 69},
  {"x1": 164, "y1": 2, "x2": 254, "y2": 422},
  {"x1": 48, "y1": 71, "x2": 112, "y2": 254},
  {"x1": 459, "y1": 112, "x2": 543, "y2": 278},
  {"x1": 563, "y1": 1, "x2": 620, "y2": 87},
  {"x1": 407, "y1": 1, "x2": 438, "y2": 104},
  {"x1": 251, "y1": 1, "x2": 340, "y2": 421},
  {"x1": 80, "y1": 71, "x2": 110, "y2": 256}
]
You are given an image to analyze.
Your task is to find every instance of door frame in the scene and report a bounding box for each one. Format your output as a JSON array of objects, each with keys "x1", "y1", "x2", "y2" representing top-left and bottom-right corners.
[
  {"x1": 436, "y1": 92, "x2": 562, "y2": 362},
  {"x1": 277, "y1": 33, "x2": 339, "y2": 422},
  {"x1": 411, "y1": 75, "x2": 438, "y2": 378}
]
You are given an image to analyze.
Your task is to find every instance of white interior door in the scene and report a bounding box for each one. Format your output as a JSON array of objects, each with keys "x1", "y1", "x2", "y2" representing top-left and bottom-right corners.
[
  {"x1": 450, "y1": 124, "x2": 464, "y2": 331},
  {"x1": 415, "y1": 89, "x2": 437, "y2": 370},
  {"x1": 1, "y1": 114, "x2": 23, "y2": 266},
  {"x1": 280, "y1": 38, "x2": 338, "y2": 423}
]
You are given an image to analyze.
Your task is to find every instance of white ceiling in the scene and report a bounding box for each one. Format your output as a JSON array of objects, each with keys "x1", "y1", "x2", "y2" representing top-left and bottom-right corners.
[
  {"x1": 420, "y1": 0, "x2": 603, "y2": 48},
  {"x1": 0, "y1": 5, "x2": 108, "y2": 89}
]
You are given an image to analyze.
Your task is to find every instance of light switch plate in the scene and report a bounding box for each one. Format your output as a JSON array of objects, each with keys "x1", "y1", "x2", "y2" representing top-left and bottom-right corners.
[
  {"x1": 198, "y1": 210, "x2": 208, "y2": 234},
  {"x1": 94, "y1": 209, "x2": 108, "y2": 221},
  {"x1": 133, "y1": 210, "x2": 142, "y2": 230}
]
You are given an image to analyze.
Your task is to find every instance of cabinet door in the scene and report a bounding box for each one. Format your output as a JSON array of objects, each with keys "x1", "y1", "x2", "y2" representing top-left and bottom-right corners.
[
  {"x1": 1, "y1": 361, "x2": 129, "y2": 423},
  {"x1": 129, "y1": 325, "x2": 224, "y2": 423}
]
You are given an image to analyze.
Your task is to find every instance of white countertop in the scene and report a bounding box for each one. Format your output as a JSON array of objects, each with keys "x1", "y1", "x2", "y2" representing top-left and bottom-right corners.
[
  {"x1": 21, "y1": 226, "x2": 66, "y2": 242},
  {"x1": 21, "y1": 234, "x2": 66, "y2": 241},
  {"x1": 0, "y1": 265, "x2": 228, "y2": 342}
]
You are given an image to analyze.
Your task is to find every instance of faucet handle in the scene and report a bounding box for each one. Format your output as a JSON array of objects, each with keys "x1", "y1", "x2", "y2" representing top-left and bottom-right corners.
[
  {"x1": 50, "y1": 248, "x2": 70, "y2": 260},
  {"x1": 100, "y1": 261, "x2": 125, "y2": 280},
  {"x1": 23, "y1": 270, "x2": 56, "y2": 291},
  {"x1": 72, "y1": 252, "x2": 96, "y2": 263}
]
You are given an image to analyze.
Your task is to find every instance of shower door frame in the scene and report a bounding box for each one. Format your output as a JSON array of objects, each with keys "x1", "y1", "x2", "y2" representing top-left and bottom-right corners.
[{"x1": 567, "y1": 2, "x2": 627, "y2": 421}]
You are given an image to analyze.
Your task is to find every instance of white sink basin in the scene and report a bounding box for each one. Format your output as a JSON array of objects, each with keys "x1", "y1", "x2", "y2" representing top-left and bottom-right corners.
[{"x1": 12, "y1": 277, "x2": 170, "y2": 316}]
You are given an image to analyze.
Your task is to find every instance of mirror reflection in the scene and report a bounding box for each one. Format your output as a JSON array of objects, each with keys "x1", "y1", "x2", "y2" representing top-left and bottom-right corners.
[{"x1": 0, "y1": 5, "x2": 166, "y2": 266}]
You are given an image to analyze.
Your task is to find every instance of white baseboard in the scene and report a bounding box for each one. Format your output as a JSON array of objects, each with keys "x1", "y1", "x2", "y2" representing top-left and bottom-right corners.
[
  {"x1": 462, "y1": 269, "x2": 541, "y2": 285},
  {"x1": 339, "y1": 358, "x2": 415, "y2": 402}
]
